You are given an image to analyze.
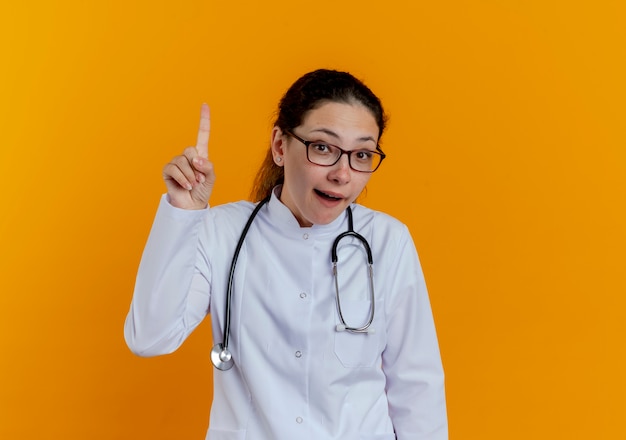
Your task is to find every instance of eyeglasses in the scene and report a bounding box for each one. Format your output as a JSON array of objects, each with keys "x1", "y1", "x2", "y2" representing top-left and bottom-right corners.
[{"x1": 286, "y1": 131, "x2": 386, "y2": 173}]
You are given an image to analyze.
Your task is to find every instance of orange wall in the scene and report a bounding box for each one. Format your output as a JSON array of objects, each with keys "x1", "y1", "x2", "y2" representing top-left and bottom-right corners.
[{"x1": 1, "y1": 1, "x2": 625, "y2": 438}]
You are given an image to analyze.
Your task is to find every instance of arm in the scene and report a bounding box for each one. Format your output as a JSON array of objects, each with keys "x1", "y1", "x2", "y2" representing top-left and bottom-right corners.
[
  {"x1": 124, "y1": 104, "x2": 217, "y2": 356},
  {"x1": 382, "y1": 228, "x2": 448, "y2": 439},
  {"x1": 123, "y1": 195, "x2": 212, "y2": 356}
]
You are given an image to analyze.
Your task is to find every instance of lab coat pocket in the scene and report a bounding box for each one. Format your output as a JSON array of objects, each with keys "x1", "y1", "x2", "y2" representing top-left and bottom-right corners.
[
  {"x1": 206, "y1": 428, "x2": 246, "y2": 440},
  {"x1": 334, "y1": 299, "x2": 381, "y2": 368}
]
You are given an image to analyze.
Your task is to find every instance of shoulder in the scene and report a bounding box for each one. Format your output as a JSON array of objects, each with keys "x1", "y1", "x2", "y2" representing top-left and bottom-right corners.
[
  {"x1": 209, "y1": 199, "x2": 256, "y2": 219},
  {"x1": 351, "y1": 203, "x2": 409, "y2": 235},
  {"x1": 203, "y1": 200, "x2": 258, "y2": 235},
  {"x1": 350, "y1": 204, "x2": 416, "y2": 259}
]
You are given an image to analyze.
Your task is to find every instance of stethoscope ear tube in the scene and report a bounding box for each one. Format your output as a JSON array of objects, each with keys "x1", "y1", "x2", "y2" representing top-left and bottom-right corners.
[
  {"x1": 331, "y1": 206, "x2": 373, "y2": 264},
  {"x1": 331, "y1": 207, "x2": 376, "y2": 334}
]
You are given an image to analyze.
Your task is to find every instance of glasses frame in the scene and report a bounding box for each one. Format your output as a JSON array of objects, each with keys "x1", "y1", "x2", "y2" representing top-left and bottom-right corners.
[{"x1": 286, "y1": 131, "x2": 386, "y2": 173}]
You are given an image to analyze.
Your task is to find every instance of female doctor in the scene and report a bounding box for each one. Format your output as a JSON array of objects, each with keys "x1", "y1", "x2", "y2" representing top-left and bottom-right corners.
[{"x1": 124, "y1": 69, "x2": 448, "y2": 440}]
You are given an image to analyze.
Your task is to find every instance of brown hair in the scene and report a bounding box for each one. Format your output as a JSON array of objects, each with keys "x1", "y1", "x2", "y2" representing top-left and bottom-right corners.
[{"x1": 250, "y1": 69, "x2": 387, "y2": 201}]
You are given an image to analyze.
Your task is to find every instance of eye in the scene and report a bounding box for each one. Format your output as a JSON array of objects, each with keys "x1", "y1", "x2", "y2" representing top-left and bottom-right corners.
[
  {"x1": 353, "y1": 150, "x2": 374, "y2": 162},
  {"x1": 311, "y1": 142, "x2": 333, "y2": 154}
]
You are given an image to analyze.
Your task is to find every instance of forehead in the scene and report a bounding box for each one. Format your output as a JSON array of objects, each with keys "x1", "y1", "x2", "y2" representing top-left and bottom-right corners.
[{"x1": 299, "y1": 101, "x2": 380, "y2": 140}]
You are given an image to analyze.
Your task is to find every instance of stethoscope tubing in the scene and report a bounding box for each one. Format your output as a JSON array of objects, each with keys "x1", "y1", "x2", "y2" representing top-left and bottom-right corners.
[
  {"x1": 212, "y1": 197, "x2": 375, "y2": 371},
  {"x1": 211, "y1": 196, "x2": 270, "y2": 371},
  {"x1": 222, "y1": 196, "x2": 271, "y2": 349},
  {"x1": 331, "y1": 206, "x2": 375, "y2": 334}
]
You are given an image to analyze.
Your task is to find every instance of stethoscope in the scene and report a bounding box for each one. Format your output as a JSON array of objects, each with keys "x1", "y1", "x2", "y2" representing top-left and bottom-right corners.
[{"x1": 211, "y1": 196, "x2": 376, "y2": 371}]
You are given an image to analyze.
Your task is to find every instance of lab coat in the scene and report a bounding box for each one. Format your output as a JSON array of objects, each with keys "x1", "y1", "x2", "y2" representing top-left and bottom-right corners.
[{"x1": 124, "y1": 187, "x2": 448, "y2": 440}]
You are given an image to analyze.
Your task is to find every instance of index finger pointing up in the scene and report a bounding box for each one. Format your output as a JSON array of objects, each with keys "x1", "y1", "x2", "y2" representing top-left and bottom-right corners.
[{"x1": 196, "y1": 103, "x2": 210, "y2": 159}]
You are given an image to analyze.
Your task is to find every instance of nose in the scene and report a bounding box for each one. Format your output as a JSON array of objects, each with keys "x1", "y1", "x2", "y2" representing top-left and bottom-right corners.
[{"x1": 329, "y1": 153, "x2": 352, "y2": 184}]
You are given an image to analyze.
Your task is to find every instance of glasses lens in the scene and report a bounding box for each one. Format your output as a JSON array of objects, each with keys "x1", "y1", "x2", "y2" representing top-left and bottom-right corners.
[
  {"x1": 307, "y1": 143, "x2": 341, "y2": 165},
  {"x1": 351, "y1": 150, "x2": 383, "y2": 172},
  {"x1": 307, "y1": 143, "x2": 383, "y2": 172}
]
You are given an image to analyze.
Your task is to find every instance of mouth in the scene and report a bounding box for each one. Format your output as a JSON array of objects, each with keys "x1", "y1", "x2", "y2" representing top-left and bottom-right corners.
[{"x1": 314, "y1": 189, "x2": 343, "y2": 202}]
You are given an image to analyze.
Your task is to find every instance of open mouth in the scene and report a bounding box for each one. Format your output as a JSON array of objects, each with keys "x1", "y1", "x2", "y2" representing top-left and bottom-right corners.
[{"x1": 315, "y1": 189, "x2": 342, "y2": 201}]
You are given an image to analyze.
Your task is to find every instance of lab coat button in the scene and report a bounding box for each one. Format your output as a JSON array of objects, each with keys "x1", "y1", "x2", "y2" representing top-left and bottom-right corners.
[
  {"x1": 296, "y1": 417, "x2": 303, "y2": 424},
  {"x1": 295, "y1": 350, "x2": 302, "y2": 358},
  {"x1": 299, "y1": 292, "x2": 307, "y2": 299},
  {"x1": 302, "y1": 233, "x2": 309, "y2": 240}
]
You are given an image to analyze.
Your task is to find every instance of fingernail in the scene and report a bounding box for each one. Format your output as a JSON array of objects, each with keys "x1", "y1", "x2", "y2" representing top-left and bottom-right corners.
[
  {"x1": 194, "y1": 157, "x2": 202, "y2": 166},
  {"x1": 198, "y1": 174, "x2": 205, "y2": 183},
  {"x1": 186, "y1": 183, "x2": 192, "y2": 190}
]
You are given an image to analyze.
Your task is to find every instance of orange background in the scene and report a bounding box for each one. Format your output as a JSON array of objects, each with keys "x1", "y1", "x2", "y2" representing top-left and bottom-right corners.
[{"x1": 1, "y1": 1, "x2": 625, "y2": 438}]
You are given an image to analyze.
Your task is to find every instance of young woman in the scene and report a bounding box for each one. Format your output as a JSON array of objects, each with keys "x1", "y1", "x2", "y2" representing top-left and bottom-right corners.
[{"x1": 125, "y1": 69, "x2": 448, "y2": 440}]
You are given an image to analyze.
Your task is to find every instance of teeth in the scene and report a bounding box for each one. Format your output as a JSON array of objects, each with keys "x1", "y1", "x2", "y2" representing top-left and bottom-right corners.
[{"x1": 316, "y1": 189, "x2": 340, "y2": 200}]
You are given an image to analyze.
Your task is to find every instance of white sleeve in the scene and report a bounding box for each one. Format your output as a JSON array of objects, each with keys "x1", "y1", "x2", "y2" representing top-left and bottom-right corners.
[
  {"x1": 382, "y1": 227, "x2": 448, "y2": 439},
  {"x1": 124, "y1": 194, "x2": 212, "y2": 357}
]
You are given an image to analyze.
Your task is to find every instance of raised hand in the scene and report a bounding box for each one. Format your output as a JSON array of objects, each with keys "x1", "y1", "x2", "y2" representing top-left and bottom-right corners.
[{"x1": 163, "y1": 104, "x2": 216, "y2": 209}]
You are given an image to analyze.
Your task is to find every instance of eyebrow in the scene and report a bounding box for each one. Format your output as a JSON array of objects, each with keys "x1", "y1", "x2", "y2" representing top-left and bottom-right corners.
[{"x1": 309, "y1": 128, "x2": 377, "y2": 145}]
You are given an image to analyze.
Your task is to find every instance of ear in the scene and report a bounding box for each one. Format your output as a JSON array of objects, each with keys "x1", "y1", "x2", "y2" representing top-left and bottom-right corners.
[{"x1": 270, "y1": 126, "x2": 286, "y2": 166}]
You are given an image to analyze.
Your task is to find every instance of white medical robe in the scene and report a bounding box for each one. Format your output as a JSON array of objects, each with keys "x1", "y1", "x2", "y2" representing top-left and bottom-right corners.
[{"x1": 125, "y1": 187, "x2": 448, "y2": 440}]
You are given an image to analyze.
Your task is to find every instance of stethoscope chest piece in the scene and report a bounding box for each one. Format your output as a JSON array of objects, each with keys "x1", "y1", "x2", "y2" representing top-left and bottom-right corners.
[{"x1": 211, "y1": 343, "x2": 234, "y2": 371}]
